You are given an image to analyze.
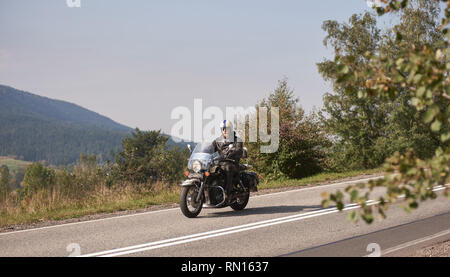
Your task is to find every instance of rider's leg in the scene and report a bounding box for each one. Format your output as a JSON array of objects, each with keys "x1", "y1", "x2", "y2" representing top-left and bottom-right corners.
[{"x1": 221, "y1": 162, "x2": 237, "y2": 201}]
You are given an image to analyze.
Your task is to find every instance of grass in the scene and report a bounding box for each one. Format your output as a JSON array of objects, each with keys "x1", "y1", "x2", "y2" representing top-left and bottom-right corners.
[
  {"x1": 0, "y1": 168, "x2": 384, "y2": 229},
  {"x1": 0, "y1": 184, "x2": 182, "y2": 228},
  {"x1": 0, "y1": 156, "x2": 31, "y2": 174},
  {"x1": 258, "y1": 167, "x2": 384, "y2": 190}
]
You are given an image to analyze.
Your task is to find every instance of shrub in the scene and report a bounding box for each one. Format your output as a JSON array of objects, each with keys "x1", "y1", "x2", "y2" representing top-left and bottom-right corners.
[{"x1": 22, "y1": 162, "x2": 56, "y2": 197}]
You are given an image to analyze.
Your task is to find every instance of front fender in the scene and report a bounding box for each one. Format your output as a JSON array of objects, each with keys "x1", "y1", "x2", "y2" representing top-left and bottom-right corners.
[{"x1": 179, "y1": 179, "x2": 201, "y2": 187}]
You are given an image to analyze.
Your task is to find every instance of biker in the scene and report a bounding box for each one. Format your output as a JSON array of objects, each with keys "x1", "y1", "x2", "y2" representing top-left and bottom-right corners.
[{"x1": 212, "y1": 120, "x2": 243, "y2": 204}]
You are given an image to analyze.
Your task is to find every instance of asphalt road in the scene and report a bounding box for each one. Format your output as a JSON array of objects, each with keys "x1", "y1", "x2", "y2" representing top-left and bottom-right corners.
[{"x1": 1, "y1": 176, "x2": 449, "y2": 257}]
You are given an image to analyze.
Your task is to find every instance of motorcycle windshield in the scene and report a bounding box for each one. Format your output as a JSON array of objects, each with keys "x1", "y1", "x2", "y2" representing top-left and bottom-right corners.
[
  {"x1": 188, "y1": 142, "x2": 215, "y2": 170},
  {"x1": 191, "y1": 142, "x2": 215, "y2": 154}
]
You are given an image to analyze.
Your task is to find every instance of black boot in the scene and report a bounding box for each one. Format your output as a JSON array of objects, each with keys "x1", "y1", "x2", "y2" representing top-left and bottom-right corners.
[{"x1": 225, "y1": 187, "x2": 234, "y2": 204}]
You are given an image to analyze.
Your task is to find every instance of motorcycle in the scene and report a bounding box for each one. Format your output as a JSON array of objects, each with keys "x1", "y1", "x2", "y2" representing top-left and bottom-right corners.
[{"x1": 179, "y1": 141, "x2": 259, "y2": 218}]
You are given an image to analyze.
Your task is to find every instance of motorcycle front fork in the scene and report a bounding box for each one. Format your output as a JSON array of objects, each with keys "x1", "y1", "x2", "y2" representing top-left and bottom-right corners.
[{"x1": 195, "y1": 181, "x2": 205, "y2": 203}]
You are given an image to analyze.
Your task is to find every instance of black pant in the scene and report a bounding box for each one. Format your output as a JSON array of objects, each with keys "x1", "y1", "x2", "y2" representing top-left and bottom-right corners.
[{"x1": 220, "y1": 162, "x2": 239, "y2": 197}]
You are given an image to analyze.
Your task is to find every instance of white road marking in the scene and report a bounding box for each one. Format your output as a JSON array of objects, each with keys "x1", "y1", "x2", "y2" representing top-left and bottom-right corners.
[
  {"x1": 0, "y1": 208, "x2": 179, "y2": 237},
  {"x1": 0, "y1": 175, "x2": 382, "y2": 236},
  {"x1": 82, "y1": 185, "x2": 448, "y2": 257},
  {"x1": 252, "y1": 175, "x2": 384, "y2": 198},
  {"x1": 359, "y1": 185, "x2": 449, "y2": 257},
  {"x1": 362, "y1": 227, "x2": 450, "y2": 257},
  {"x1": 1, "y1": 173, "x2": 447, "y2": 257},
  {"x1": 80, "y1": 203, "x2": 364, "y2": 257},
  {"x1": 381, "y1": 228, "x2": 450, "y2": 256}
]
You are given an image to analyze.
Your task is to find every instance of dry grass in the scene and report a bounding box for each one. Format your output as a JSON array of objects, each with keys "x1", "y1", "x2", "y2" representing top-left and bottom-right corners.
[{"x1": 0, "y1": 181, "x2": 181, "y2": 228}]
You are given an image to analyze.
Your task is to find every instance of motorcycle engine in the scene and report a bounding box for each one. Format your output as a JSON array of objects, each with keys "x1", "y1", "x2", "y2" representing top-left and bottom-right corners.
[{"x1": 208, "y1": 186, "x2": 224, "y2": 205}]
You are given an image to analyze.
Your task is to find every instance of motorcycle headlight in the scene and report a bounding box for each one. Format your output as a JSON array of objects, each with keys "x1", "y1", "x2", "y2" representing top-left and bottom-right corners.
[{"x1": 192, "y1": 160, "x2": 202, "y2": 173}]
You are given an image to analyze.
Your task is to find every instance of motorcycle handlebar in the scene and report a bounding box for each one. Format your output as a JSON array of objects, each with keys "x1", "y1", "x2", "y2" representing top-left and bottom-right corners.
[
  {"x1": 222, "y1": 158, "x2": 237, "y2": 163},
  {"x1": 213, "y1": 155, "x2": 236, "y2": 164}
]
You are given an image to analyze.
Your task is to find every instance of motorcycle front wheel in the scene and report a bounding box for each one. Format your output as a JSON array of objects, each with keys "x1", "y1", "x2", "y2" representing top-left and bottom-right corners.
[{"x1": 180, "y1": 186, "x2": 204, "y2": 218}]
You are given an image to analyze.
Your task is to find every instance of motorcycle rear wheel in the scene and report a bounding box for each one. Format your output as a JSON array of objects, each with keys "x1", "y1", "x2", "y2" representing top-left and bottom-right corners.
[
  {"x1": 180, "y1": 186, "x2": 204, "y2": 218},
  {"x1": 230, "y1": 192, "x2": 250, "y2": 211}
]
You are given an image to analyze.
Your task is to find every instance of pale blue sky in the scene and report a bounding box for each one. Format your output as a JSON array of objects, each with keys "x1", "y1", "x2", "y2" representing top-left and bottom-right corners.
[{"x1": 1, "y1": 0, "x2": 380, "y2": 133}]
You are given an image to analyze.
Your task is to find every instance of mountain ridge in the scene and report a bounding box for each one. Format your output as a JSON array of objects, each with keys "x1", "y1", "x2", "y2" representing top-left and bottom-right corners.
[
  {"x1": 0, "y1": 84, "x2": 132, "y2": 132},
  {"x1": 0, "y1": 84, "x2": 188, "y2": 165}
]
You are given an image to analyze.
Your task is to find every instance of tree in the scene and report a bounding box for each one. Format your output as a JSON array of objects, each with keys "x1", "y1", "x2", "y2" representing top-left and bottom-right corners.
[
  {"x1": 22, "y1": 162, "x2": 56, "y2": 197},
  {"x1": 114, "y1": 128, "x2": 189, "y2": 184},
  {"x1": 318, "y1": 12, "x2": 388, "y2": 170},
  {"x1": 321, "y1": 0, "x2": 450, "y2": 223},
  {"x1": 0, "y1": 165, "x2": 10, "y2": 201},
  {"x1": 247, "y1": 79, "x2": 331, "y2": 180},
  {"x1": 317, "y1": 5, "x2": 443, "y2": 171}
]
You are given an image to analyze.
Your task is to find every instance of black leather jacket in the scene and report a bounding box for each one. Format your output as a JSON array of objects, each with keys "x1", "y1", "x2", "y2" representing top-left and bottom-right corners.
[{"x1": 212, "y1": 132, "x2": 243, "y2": 164}]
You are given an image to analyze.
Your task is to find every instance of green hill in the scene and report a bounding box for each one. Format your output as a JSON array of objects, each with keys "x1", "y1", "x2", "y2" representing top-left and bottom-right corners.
[{"x1": 0, "y1": 85, "x2": 188, "y2": 165}]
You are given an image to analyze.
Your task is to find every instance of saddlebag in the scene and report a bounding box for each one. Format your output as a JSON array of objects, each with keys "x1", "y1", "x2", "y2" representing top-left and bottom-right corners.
[{"x1": 241, "y1": 172, "x2": 259, "y2": 192}]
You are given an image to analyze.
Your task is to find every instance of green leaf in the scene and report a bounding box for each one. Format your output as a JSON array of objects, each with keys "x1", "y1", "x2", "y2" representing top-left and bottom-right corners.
[
  {"x1": 347, "y1": 211, "x2": 358, "y2": 223},
  {"x1": 395, "y1": 58, "x2": 405, "y2": 66},
  {"x1": 350, "y1": 189, "x2": 359, "y2": 202},
  {"x1": 423, "y1": 105, "x2": 440, "y2": 123},
  {"x1": 413, "y1": 74, "x2": 423, "y2": 84},
  {"x1": 411, "y1": 97, "x2": 420, "y2": 106},
  {"x1": 400, "y1": 0, "x2": 407, "y2": 8},
  {"x1": 393, "y1": 74, "x2": 404, "y2": 82},
  {"x1": 416, "y1": 87, "x2": 426, "y2": 97},
  {"x1": 440, "y1": 131, "x2": 450, "y2": 142},
  {"x1": 362, "y1": 213, "x2": 374, "y2": 224},
  {"x1": 341, "y1": 66, "x2": 349, "y2": 74},
  {"x1": 431, "y1": 120, "x2": 442, "y2": 132},
  {"x1": 357, "y1": 90, "x2": 365, "y2": 99},
  {"x1": 409, "y1": 201, "x2": 418, "y2": 209},
  {"x1": 337, "y1": 64, "x2": 349, "y2": 74}
]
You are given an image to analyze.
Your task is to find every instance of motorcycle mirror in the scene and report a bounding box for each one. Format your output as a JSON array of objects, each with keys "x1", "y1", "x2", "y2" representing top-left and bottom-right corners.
[{"x1": 243, "y1": 147, "x2": 248, "y2": 159}]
